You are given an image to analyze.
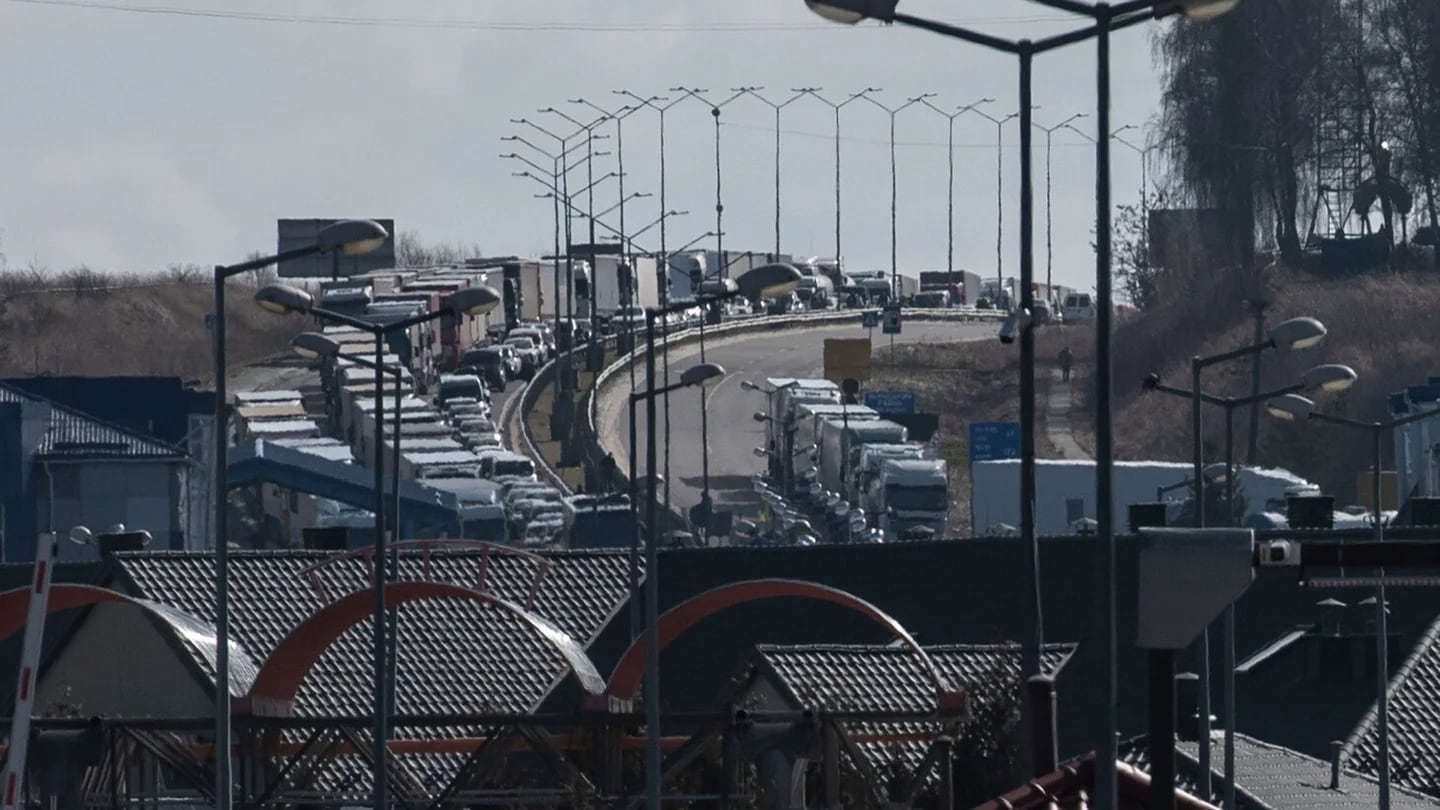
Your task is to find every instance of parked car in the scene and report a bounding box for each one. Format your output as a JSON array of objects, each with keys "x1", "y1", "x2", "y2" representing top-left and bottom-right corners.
[
  {"x1": 495, "y1": 344, "x2": 524, "y2": 380},
  {"x1": 438, "y1": 374, "x2": 487, "y2": 407},
  {"x1": 504, "y1": 336, "x2": 542, "y2": 380},
  {"x1": 445, "y1": 399, "x2": 489, "y2": 420},
  {"x1": 458, "y1": 347, "x2": 509, "y2": 392},
  {"x1": 510, "y1": 327, "x2": 552, "y2": 361}
]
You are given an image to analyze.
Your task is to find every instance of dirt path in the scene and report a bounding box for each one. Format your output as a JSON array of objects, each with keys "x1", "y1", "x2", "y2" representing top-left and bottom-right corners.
[{"x1": 1044, "y1": 367, "x2": 1091, "y2": 460}]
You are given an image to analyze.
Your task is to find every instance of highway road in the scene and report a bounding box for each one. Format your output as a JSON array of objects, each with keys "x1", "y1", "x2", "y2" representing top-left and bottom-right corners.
[{"x1": 595, "y1": 319, "x2": 994, "y2": 531}]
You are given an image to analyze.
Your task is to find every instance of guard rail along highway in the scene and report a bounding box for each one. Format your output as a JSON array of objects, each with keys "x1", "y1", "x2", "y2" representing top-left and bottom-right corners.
[{"x1": 510, "y1": 306, "x2": 1006, "y2": 535}]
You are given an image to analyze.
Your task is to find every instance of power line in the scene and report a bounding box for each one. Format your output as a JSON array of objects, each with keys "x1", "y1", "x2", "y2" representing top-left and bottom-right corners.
[{"x1": 7, "y1": 0, "x2": 1073, "y2": 32}]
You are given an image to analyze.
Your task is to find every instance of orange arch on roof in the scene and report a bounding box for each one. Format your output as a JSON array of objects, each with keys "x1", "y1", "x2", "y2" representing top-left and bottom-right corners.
[
  {"x1": 0, "y1": 583, "x2": 145, "y2": 640},
  {"x1": 245, "y1": 581, "x2": 606, "y2": 715},
  {"x1": 606, "y1": 578, "x2": 958, "y2": 703}
]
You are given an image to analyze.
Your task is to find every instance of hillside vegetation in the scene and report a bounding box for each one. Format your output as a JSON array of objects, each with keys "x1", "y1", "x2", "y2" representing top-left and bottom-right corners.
[
  {"x1": 0, "y1": 268, "x2": 304, "y2": 381},
  {"x1": 874, "y1": 266, "x2": 1440, "y2": 531}
]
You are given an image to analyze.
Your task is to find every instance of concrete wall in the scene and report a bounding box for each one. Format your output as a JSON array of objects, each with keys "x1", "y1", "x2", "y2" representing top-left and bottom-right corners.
[{"x1": 35, "y1": 603, "x2": 211, "y2": 718}]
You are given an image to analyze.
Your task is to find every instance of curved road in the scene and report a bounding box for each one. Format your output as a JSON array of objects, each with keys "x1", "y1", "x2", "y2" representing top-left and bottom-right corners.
[{"x1": 596, "y1": 320, "x2": 994, "y2": 527}]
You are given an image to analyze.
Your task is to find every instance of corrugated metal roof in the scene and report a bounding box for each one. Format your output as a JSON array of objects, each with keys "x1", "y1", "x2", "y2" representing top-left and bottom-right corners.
[{"x1": 0, "y1": 383, "x2": 186, "y2": 460}]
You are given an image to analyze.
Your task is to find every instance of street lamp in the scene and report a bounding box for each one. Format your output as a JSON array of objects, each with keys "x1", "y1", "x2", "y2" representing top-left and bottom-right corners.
[
  {"x1": 802, "y1": 3, "x2": 1241, "y2": 806},
  {"x1": 918, "y1": 96, "x2": 993, "y2": 281},
  {"x1": 732, "y1": 87, "x2": 810, "y2": 257},
  {"x1": 209, "y1": 217, "x2": 388, "y2": 810},
  {"x1": 1037, "y1": 113, "x2": 1088, "y2": 302},
  {"x1": 853, "y1": 91, "x2": 933, "y2": 302},
  {"x1": 255, "y1": 281, "x2": 499, "y2": 810},
  {"x1": 1266, "y1": 393, "x2": 1430, "y2": 810},
  {"x1": 634, "y1": 262, "x2": 799, "y2": 810},
  {"x1": 791, "y1": 87, "x2": 881, "y2": 272},
  {"x1": 1174, "y1": 314, "x2": 1326, "y2": 803},
  {"x1": 1143, "y1": 362, "x2": 1357, "y2": 806}
]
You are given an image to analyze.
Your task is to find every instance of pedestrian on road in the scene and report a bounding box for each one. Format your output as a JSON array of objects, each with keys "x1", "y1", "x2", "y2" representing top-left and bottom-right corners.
[{"x1": 1058, "y1": 346, "x2": 1074, "y2": 383}]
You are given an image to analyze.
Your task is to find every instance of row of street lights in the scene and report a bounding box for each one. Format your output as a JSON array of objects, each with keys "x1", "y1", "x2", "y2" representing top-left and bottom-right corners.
[{"x1": 803, "y1": 2, "x2": 1241, "y2": 809}]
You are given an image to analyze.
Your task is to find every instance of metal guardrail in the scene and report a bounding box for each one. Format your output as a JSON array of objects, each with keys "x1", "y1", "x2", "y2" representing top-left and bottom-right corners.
[{"x1": 505, "y1": 306, "x2": 1005, "y2": 531}]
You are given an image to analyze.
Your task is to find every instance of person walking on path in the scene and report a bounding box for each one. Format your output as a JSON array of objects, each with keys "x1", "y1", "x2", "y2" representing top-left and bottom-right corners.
[{"x1": 1058, "y1": 346, "x2": 1074, "y2": 383}]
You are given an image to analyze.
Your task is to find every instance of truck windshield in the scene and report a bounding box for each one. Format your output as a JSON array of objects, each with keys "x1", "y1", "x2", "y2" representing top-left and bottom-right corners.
[{"x1": 886, "y1": 485, "x2": 947, "y2": 511}]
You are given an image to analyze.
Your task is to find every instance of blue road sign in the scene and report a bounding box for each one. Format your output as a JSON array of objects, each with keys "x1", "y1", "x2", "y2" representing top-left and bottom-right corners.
[
  {"x1": 204, "y1": 313, "x2": 216, "y2": 332},
  {"x1": 861, "y1": 310, "x2": 880, "y2": 329},
  {"x1": 863, "y1": 390, "x2": 917, "y2": 415},
  {"x1": 969, "y1": 421, "x2": 1021, "y2": 463},
  {"x1": 882, "y1": 305, "x2": 902, "y2": 335}
]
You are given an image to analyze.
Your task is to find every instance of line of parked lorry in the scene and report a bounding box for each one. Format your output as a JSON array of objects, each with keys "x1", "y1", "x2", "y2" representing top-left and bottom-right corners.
[{"x1": 751, "y1": 377, "x2": 950, "y2": 544}]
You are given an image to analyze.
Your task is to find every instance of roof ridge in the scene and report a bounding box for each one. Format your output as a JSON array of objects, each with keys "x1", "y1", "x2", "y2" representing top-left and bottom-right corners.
[
  {"x1": 0, "y1": 380, "x2": 186, "y2": 455},
  {"x1": 1340, "y1": 610, "x2": 1440, "y2": 762}
]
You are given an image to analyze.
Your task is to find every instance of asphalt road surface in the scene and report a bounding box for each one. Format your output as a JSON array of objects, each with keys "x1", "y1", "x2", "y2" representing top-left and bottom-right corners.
[{"x1": 596, "y1": 320, "x2": 994, "y2": 527}]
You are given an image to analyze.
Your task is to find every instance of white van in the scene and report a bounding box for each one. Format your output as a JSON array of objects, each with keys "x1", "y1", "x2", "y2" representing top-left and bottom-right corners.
[{"x1": 1061, "y1": 292, "x2": 1096, "y2": 323}]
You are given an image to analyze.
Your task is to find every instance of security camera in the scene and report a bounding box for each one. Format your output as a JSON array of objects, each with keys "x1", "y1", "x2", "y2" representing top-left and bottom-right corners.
[
  {"x1": 999, "y1": 309, "x2": 1032, "y2": 344},
  {"x1": 1258, "y1": 539, "x2": 1300, "y2": 567}
]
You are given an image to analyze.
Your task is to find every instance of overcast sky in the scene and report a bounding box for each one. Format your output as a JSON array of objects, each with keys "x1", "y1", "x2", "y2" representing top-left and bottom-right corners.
[{"x1": 0, "y1": 0, "x2": 1171, "y2": 291}]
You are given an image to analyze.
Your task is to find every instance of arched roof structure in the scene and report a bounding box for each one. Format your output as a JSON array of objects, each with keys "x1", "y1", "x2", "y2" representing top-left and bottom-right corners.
[
  {"x1": 243, "y1": 581, "x2": 605, "y2": 717},
  {"x1": 606, "y1": 578, "x2": 960, "y2": 707}
]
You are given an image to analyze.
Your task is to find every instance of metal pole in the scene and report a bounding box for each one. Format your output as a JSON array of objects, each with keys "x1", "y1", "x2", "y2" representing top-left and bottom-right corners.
[
  {"x1": 1375, "y1": 424, "x2": 1392, "y2": 810},
  {"x1": 1246, "y1": 302, "x2": 1267, "y2": 466},
  {"x1": 774, "y1": 104, "x2": 783, "y2": 257},
  {"x1": 628, "y1": 393, "x2": 641, "y2": 640},
  {"x1": 210, "y1": 265, "x2": 232, "y2": 810},
  {"x1": 1046, "y1": 127, "x2": 1054, "y2": 303},
  {"x1": 371, "y1": 333, "x2": 389, "y2": 810},
  {"x1": 996, "y1": 118, "x2": 1005, "y2": 305},
  {"x1": 1190, "y1": 355, "x2": 1212, "y2": 795},
  {"x1": 1149, "y1": 649, "x2": 1177, "y2": 810},
  {"x1": 552, "y1": 162, "x2": 564, "y2": 396},
  {"x1": 1222, "y1": 402, "x2": 1237, "y2": 810},
  {"x1": 1018, "y1": 45, "x2": 1043, "y2": 696},
  {"x1": 834, "y1": 104, "x2": 842, "y2": 266},
  {"x1": 889, "y1": 110, "x2": 898, "y2": 299},
  {"x1": 386, "y1": 361, "x2": 401, "y2": 723},
  {"x1": 1093, "y1": 14, "x2": 1118, "y2": 808},
  {"x1": 643, "y1": 309, "x2": 662, "y2": 810},
  {"x1": 947, "y1": 115, "x2": 955, "y2": 275}
]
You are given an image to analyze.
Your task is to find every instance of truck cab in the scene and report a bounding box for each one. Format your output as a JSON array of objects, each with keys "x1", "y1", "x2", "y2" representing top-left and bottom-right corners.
[
  {"x1": 873, "y1": 458, "x2": 949, "y2": 541},
  {"x1": 853, "y1": 443, "x2": 926, "y2": 508}
]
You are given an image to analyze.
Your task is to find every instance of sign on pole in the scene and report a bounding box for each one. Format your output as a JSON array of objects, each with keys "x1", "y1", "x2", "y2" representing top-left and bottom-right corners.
[
  {"x1": 823, "y1": 338, "x2": 872, "y2": 384},
  {"x1": 861, "y1": 310, "x2": 880, "y2": 329},
  {"x1": 863, "y1": 390, "x2": 917, "y2": 415},
  {"x1": 882, "y1": 305, "x2": 902, "y2": 335},
  {"x1": 969, "y1": 421, "x2": 1021, "y2": 463}
]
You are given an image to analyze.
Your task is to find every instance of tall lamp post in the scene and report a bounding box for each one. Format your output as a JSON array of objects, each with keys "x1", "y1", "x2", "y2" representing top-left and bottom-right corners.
[
  {"x1": 792, "y1": 87, "x2": 881, "y2": 269},
  {"x1": 1266, "y1": 393, "x2": 1432, "y2": 810},
  {"x1": 732, "y1": 87, "x2": 810, "y2": 257},
  {"x1": 209, "y1": 218, "x2": 389, "y2": 810},
  {"x1": 802, "y1": 3, "x2": 1242, "y2": 807},
  {"x1": 540, "y1": 105, "x2": 614, "y2": 373},
  {"x1": 919, "y1": 96, "x2": 993, "y2": 280},
  {"x1": 854, "y1": 91, "x2": 933, "y2": 300},
  {"x1": 962, "y1": 104, "x2": 1020, "y2": 306},
  {"x1": 1037, "y1": 113, "x2": 1088, "y2": 302},
  {"x1": 637, "y1": 263, "x2": 802, "y2": 810},
  {"x1": 1142, "y1": 359, "x2": 1356, "y2": 809},
  {"x1": 254, "y1": 283, "x2": 501, "y2": 810},
  {"x1": 1175, "y1": 315, "x2": 1325, "y2": 800}
]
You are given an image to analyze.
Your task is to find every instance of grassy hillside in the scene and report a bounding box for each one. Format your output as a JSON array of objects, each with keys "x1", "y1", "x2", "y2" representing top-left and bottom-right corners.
[
  {"x1": 0, "y1": 268, "x2": 307, "y2": 381},
  {"x1": 872, "y1": 266, "x2": 1440, "y2": 529}
]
